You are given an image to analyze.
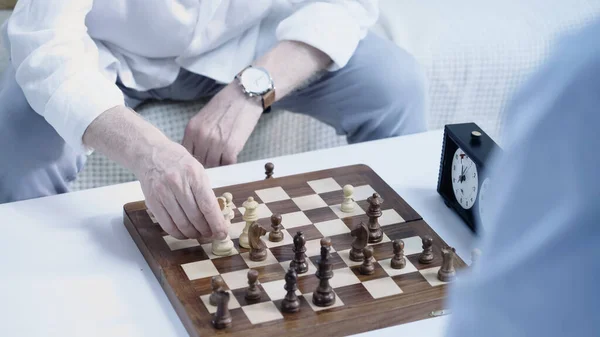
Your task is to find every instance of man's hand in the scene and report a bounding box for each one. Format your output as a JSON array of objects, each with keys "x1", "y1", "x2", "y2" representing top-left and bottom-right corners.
[
  {"x1": 83, "y1": 106, "x2": 227, "y2": 240},
  {"x1": 135, "y1": 141, "x2": 227, "y2": 239},
  {"x1": 182, "y1": 84, "x2": 263, "y2": 168},
  {"x1": 184, "y1": 40, "x2": 332, "y2": 168}
]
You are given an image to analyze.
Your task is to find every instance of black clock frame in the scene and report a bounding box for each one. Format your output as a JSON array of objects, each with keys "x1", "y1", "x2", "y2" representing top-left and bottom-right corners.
[{"x1": 437, "y1": 122, "x2": 502, "y2": 233}]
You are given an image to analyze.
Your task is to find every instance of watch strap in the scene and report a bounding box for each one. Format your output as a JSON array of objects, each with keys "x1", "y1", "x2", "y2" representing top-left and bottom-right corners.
[{"x1": 262, "y1": 89, "x2": 275, "y2": 113}]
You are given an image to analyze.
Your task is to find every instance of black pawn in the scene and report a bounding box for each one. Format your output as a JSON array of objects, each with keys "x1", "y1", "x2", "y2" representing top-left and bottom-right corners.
[
  {"x1": 313, "y1": 237, "x2": 336, "y2": 307},
  {"x1": 290, "y1": 231, "x2": 308, "y2": 274},
  {"x1": 209, "y1": 275, "x2": 225, "y2": 306},
  {"x1": 212, "y1": 290, "x2": 232, "y2": 329},
  {"x1": 281, "y1": 268, "x2": 300, "y2": 313},
  {"x1": 245, "y1": 269, "x2": 261, "y2": 302},
  {"x1": 265, "y1": 162, "x2": 274, "y2": 179},
  {"x1": 359, "y1": 246, "x2": 375, "y2": 275},
  {"x1": 419, "y1": 235, "x2": 434, "y2": 264},
  {"x1": 268, "y1": 213, "x2": 284, "y2": 242},
  {"x1": 391, "y1": 239, "x2": 406, "y2": 269}
]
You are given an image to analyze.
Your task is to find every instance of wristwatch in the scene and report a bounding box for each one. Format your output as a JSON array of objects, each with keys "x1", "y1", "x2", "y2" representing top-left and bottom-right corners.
[{"x1": 235, "y1": 65, "x2": 275, "y2": 113}]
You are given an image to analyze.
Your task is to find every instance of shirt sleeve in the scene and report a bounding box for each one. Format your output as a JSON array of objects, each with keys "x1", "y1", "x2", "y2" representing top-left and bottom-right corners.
[
  {"x1": 275, "y1": 0, "x2": 379, "y2": 71},
  {"x1": 7, "y1": 0, "x2": 125, "y2": 155}
]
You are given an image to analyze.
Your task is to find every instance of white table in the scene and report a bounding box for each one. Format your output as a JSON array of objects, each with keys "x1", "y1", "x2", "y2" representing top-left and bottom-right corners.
[{"x1": 0, "y1": 129, "x2": 476, "y2": 337}]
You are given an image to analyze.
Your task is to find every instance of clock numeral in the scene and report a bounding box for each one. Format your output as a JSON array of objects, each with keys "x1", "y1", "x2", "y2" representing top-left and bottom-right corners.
[
  {"x1": 473, "y1": 186, "x2": 476, "y2": 191},
  {"x1": 453, "y1": 178, "x2": 455, "y2": 183},
  {"x1": 453, "y1": 165, "x2": 456, "y2": 170},
  {"x1": 473, "y1": 172, "x2": 476, "y2": 178},
  {"x1": 471, "y1": 198, "x2": 473, "y2": 202},
  {"x1": 460, "y1": 198, "x2": 462, "y2": 203},
  {"x1": 466, "y1": 201, "x2": 469, "y2": 207}
]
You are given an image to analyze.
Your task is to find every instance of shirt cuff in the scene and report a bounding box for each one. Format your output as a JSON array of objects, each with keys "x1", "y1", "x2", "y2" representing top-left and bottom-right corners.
[
  {"x1": 276, "y1": 3, "x2": 364, "y2": 72},
  {"x1": 44, "y1": 70, "x2": 125, "y2": 155}
]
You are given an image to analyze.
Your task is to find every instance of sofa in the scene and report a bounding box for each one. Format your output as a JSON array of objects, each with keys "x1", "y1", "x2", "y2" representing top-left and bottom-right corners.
[{"x1": 2, "y1": 1, "x2": 600, "y2": 191}]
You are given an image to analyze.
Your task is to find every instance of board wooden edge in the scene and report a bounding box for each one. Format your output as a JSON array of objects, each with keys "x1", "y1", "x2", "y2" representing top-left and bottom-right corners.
[
  {"x1": 223, "y1": 294, "x2": 447, "y2": 337},
  {"x1": 123, "y1": 205, "x2": 201, "y2": 337}
]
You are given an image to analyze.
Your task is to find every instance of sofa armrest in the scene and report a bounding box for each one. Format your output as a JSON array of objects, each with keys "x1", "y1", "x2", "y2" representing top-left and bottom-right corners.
[{"x1": 0, "y1": 0, "x2": 16, "y2": 10}]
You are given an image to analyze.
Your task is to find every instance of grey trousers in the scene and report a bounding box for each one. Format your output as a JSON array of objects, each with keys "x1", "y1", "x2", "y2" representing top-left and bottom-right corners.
[{"x1": 0, "y1": 32, "x2": 427, "y2": 204}]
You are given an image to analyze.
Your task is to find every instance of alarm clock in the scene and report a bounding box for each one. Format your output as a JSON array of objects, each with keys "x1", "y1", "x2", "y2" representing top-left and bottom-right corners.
[{"x1": 436, "y1": 123, "x2": 502, "y2": 233}]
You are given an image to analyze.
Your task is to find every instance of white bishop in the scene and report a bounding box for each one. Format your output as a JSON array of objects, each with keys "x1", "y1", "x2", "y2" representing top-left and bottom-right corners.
[{"x1": 239, "y1": 196, "x2": 259, "y2": 248}]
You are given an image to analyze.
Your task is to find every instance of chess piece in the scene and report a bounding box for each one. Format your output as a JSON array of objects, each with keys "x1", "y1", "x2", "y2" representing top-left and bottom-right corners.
[
  {"x1": 281, "y1": 268, "x2": 300, "y2": 313},
  {"x1": 249, "y1": 222, "x2": 267, "y2": 261},
  {"x1": 313, "y1": 237, "x2": 336, "y2": 307},
  {"x1": 240, "y1": 196, "x2": 259, "y2": 248},
  {"x1": 212, "y1": 290, "x2": 232, "y2": 329},
  {"x1": 289, "y1": 231, "x2": 308, "y2": 274},
  {"x1": 418, "y1": 235, "x2": 434, "y2": 264},
  {"x1": 212, "y1": 196, "x2": 235, "y2": 256},
  {"x1": 359, "y1": 246, "x2": 375, "y2": 275},
  {"x1": 437, "y1": 246, "x2": 456, "y2": 282},
  {"x1": 209, "y1": 275, "x2": 225, "y2": 306},
  {"x1": 349, "y1": 222, "x2": 369, "y2": 262},
  {"x1": 390, "y1": 239, "x2": 406, "y2": 269},
  {"x1": 268, "y1": 213, "x2": 284, "y2": 242},
  {"x1": 471, "y1": 248, "x2": 481, "y2": 267},
  {"x1": 341, "y1": 184, "x2": 355, "y2": 213},
  {"x1": 245, "y1": 269, "x2": 262, "y2": 301},
  {"x1": 265, "y1": 162, "x2": 274, "y2": 179},
  {"x1": 366, "y1": 193, "x2": 384, "y2": 243},
  {"x1": 223, "y1": 192, "x2": 234, "y2": 211}
]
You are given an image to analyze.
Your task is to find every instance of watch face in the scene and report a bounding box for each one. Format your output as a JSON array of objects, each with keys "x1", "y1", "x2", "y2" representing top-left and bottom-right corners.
[
  {"x1": 240, "y1": 67, "x2": 271, "y2": 95},
  {"x1": 451, "y1": 147, "x2": 478, "y2": 209}
]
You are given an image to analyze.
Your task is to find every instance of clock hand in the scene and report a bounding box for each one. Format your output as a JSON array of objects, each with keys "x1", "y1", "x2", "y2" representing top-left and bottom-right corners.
[{"x1": 463, "y1": 162, "x2": 474, "y2": 176}]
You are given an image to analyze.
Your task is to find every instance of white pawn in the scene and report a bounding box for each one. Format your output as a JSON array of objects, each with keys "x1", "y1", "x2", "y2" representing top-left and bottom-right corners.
[
  {"x1": 212, "y1": 196, "x2": 235, "y2": 256},
  {"x1": 341, "y1": 184, "x2": 355, "y2": 213},
  {"x1": 223, "y1": 192, "x2": 234, "y2": 220},
  {"x1": 240, "y1": 196, "x2": 259, "y2": 248}
]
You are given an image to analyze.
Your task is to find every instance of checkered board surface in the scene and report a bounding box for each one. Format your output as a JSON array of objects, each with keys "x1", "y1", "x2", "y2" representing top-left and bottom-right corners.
[{"x1": 123, "y1": 164, "x2": 467, "y2": 337}]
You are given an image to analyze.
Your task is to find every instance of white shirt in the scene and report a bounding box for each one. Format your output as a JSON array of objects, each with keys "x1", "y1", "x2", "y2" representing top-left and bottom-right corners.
[{"x1": 4, "y1": 0, "x2": 378, "y2": 154}]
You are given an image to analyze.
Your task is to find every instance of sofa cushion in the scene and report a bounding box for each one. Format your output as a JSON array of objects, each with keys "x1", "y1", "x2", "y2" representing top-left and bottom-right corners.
[{"x1": 377, "y1": 0, "x2": 600, "y2": 140}]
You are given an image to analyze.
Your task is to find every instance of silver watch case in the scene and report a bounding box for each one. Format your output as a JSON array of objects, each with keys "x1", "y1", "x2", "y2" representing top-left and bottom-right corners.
[{"x1": 236, "y1": 66, "x2": 275, "y2": 97}]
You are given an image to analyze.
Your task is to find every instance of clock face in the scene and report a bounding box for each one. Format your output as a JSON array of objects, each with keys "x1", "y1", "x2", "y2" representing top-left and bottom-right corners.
[
  {"x1": 451, "y1": 147, "x2": 478, "y2": 209},
  {"x1": 240, "y1": 67, "x2": 271, "y2": 94}
]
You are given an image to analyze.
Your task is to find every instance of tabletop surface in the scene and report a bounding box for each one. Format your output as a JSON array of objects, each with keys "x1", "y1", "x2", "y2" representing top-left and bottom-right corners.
[{"x1": 0, "y1": 129, "x2": 476, "y2": 337}]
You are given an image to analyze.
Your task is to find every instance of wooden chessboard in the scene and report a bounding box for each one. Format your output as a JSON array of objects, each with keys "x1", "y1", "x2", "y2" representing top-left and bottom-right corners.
[{"x1": 123, "y1": 164, "x2": 467, "y2": 337}]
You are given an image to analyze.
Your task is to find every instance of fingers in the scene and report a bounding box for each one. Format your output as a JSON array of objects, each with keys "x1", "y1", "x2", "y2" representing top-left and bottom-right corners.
[
  {"x1": 160, "y1": 185, "x2": 203, "y2": 239},
  {"x1": 220, "y1": 151, "x2": 237, "y2": 166},
  {"x1": 191, "y1": 170, "x2": 227, "y2": 240},
  {"x1": 176, "y1": 180, "x2": 214, "y2": 238},
  {"x1": 205, "y1": 145, "x2": 224, "y2": 169},
  {"x1": 147, "y1": 200, "x2": 186, "y2": 240}
]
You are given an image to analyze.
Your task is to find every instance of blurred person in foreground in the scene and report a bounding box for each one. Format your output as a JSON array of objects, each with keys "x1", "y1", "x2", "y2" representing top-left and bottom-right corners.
[{"x1": 445, "y1": 18, "x2": 600, "y2": 337}]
